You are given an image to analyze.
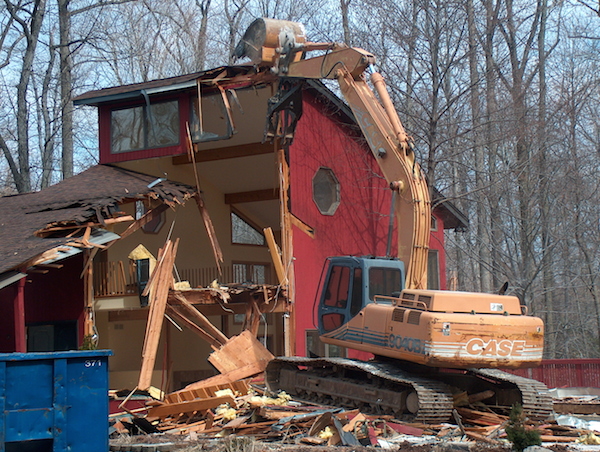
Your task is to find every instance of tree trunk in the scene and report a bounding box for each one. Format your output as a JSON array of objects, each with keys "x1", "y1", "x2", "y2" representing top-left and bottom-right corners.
[{"x1": 58, "y1": 0, "x2": 74, "y2": 180}]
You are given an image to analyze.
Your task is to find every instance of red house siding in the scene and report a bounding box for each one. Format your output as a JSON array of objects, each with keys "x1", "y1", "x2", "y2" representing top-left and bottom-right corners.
[
  {"x1": 289, "y1": 94, "x2": 397, "y2": 356},
  {"x1": 429, "y1": 216, "x2": 447, "y2": 290},
  {"x1": 0, "y1": 255, "x2": 85, "y2": 352}
]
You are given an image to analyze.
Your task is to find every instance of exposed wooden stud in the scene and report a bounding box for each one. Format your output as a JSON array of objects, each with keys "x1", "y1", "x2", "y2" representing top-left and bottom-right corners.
[
  {"x1": 276, "y1": 142, "x2": 296, "y2": 356},
  {"x1": 290, "y1": 214, "x2": 315, "y2": 238},
  {"x1": 193, "y1": 194, "x2": 224, "y2": 274}
]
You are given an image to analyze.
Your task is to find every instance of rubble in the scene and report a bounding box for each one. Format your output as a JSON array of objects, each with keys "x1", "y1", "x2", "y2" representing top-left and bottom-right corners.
[{"x1": 109, "y1": 374, "x2": 598, "y2": 452}]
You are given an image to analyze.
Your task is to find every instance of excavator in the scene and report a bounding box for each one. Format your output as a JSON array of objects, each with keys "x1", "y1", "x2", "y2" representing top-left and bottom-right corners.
[{"x1": 235, "y1": 18, "x2": 553, "y2": 422}]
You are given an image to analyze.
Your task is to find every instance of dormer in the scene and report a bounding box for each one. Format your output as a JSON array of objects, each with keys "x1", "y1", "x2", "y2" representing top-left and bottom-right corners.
[{"x1": 74, "y1": 66, "x2": 276, "y2": 164}]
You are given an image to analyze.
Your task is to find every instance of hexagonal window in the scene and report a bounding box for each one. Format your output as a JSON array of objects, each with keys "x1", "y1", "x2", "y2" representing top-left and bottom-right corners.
[{"x1": 312, "y1": 167, "x2": 340, "y2": 215}]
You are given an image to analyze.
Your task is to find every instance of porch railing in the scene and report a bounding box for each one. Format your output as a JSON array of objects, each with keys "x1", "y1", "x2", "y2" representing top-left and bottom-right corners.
[{"x1": 93, "y1": 262, "x2": 275, "y2": 298}]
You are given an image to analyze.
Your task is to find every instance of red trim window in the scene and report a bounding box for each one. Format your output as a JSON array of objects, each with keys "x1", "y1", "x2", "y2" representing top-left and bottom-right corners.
[{"x1": 111, "y1": 100, "x2": 180, "y2": 154}]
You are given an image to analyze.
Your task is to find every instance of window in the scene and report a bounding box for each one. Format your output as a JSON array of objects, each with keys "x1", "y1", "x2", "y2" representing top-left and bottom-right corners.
[
  {"x1": 312, "y1": 167, "x2": 340, "y2": 215},
  {"x1": 27, "y1": 321, "x2": 78, "y2": 352},
  {"x1": 427, "y1": 250, "x2": 440, "y2": 290},
  {"x1": 323, "y1": 265, "x2": 350, "y2": 308},
  {"x1": 233, "y1": 262, "x2": 270, "y2": 284},
  {"x1": 190, "y1": 94, "x2": 234, "y2": 143},
  {"x1": 231, "y1": 211, "x2": 265, "y2": 245},
  {"x1": 368, "y1": 267, "x2": 402, "y2": 300},
  {"x1": 135, "y1": 200, "x2": 165, "y2": 234},
  {"x1": 431, "y1": 215, "x2": 438, "y2": 231},
  {"x1": 111, "y1": 100, "x2": 179, "y2": 153},
  {"x1": 306, "y1": 329, "x2": 345, "y2": 358}
]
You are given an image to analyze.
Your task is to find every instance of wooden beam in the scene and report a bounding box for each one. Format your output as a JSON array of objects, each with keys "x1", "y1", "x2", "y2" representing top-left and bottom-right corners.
[
  {"x1": 290, "y1": 214, "x2": 315, "y2": 238},
  {"x1": 165, "y1": 304, "x2": 223, "y2": 349},
  {"x1": 264, "y1": 227, "x2": 287, "y2": 285},
  {"x1": 224, "y1": 188, "x2": 279, "y2": 205},
  {"x1": 172, "y1": 142, "x2": 273, "y2": 165},
  {"x1": 169, "y1": 292, "x2": 229, "y2": 346},
  {"x1": 193, "y1": 193, "x2": 223, "y2": 274},
  {"x1": 14, "y1": 277, "x2": 26, "y2": 352}
]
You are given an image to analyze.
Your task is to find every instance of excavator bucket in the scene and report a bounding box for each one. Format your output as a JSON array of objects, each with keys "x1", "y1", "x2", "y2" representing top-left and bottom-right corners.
[{"x1": 233, "y1": 18, "x2": 306, "y2": 67}]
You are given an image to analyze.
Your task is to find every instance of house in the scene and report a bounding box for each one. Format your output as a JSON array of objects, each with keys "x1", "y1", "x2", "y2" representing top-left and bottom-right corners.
[{"x1": 0, "y1": 63, "x2": 467, "y2": 391}]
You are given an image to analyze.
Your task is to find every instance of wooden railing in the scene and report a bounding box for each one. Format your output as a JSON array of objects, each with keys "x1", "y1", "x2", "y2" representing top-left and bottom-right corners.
[
  {"x1": 178, "y1": 266, "x2": 233, "y2": 288},
  {"x1": 93, "y1": 261, "x2": 138, "y2": 298},
  {"x1": 93, "y1": 262, "x2": 275, "y2": 298}
]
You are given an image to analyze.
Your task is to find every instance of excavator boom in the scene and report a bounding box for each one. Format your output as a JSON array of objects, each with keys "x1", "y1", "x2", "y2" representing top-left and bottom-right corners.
[
  {"x1": 236, "y1": 18, "x2": 552, "y2": 422},
  {"x1": 237, "y1": 18, "x2": 430, "y2": 289}
]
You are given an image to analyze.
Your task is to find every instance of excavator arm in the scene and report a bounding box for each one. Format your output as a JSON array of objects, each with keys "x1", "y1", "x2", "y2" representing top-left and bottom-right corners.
[{"x1": 236, "y1": 18, "x2": 430, "y2": 289}]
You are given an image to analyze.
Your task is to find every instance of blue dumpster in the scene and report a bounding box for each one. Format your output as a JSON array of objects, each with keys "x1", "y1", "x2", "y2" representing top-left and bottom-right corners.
[{"x1": 0, "y1": 350, "x2": 112, "y2": 452}]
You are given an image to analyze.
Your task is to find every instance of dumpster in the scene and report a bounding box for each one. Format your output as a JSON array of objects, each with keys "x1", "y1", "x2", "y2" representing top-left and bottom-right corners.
[{"x1": 0, "y1": 350, "x2": 112, "y2": 452}]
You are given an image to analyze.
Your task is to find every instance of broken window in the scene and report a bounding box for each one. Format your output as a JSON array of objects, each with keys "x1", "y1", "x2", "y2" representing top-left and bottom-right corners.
[
  {"x1": 111, "y1": 100, "x2": 179, "y2": 153},
  {"x1": 135, "y1": 200, "x2": 165, "y2": 234},
  {"x1": 312, "y1": 167, "x2": 340, "y2": 215},
  {"x1": 231, "y1": 211, "x2": 265, "y2": 245},
  {"x1": 189, "y1": 92, "x2": 234, "y2": 143}
]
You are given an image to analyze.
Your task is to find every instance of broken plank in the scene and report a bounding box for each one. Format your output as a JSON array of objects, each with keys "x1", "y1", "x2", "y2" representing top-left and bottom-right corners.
[
  {"x1": 208, "y1": 330, "x2": 274, "y2": 374},
  {"x1": 165, "y1": 304, "x2": 223, "y2": 349},
  {"x1": 168, "y1": 292, "x2": 228, "y2": 345},
  {"x1": 147, "y1": 395, "x2": 234, "y2": 419},
  {"x1": 138, "y1": 239, "x2": 179, "y2": 390},
  {"x1": 167, "y1": 380, "x2": 249, "y2": 404},
  {"x1": 184, "y1": 360, "x2": 270, "y2": 391}
]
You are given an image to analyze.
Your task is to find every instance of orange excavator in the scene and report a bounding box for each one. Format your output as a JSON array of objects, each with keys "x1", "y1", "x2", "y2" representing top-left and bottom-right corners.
[{"x1": 235, "y1": 18, "x2": 552, "y2": 422}]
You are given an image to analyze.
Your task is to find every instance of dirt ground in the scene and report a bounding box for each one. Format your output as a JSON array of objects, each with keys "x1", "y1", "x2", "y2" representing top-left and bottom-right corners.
[{"x1": 110, "y1": 434, "x2": 574, "y2": 452}]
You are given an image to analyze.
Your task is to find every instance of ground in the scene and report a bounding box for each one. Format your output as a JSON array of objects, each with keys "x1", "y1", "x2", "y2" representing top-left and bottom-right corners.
[{"x1": 109, "y1": 434, "x2": 575, "y2": 452}]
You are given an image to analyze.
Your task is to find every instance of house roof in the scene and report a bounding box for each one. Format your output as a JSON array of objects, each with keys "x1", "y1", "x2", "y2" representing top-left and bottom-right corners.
[
  {"x1": 0, "y1": 164, "x2": 196, "y2": 276},
  {"x1": 73, "y1": 65, "x2": 267, "y2": 107}
]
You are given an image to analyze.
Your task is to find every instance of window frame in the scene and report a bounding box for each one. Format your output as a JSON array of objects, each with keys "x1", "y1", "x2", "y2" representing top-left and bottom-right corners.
[
  {"x1": 230, "y1": 208, "x2": 266, "y2": 246},
  {"x1": 110, "y1": 99, "x2": 180, "y2": 154},
  {"x1": 312, "y1": 167, "x2": 341, "y2": 216}
]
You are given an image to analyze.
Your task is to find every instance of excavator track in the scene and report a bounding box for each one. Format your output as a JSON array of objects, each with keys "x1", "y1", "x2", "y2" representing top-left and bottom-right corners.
[
  {"x1": 467, "y1": 368, "x2": 553, "y2": 421},
  {"x1": 265, "y1": 357, "x2": 455, "y2": 423},
  {"x1": 265, "y1": 357, "x2": 554, "y2": 423}
]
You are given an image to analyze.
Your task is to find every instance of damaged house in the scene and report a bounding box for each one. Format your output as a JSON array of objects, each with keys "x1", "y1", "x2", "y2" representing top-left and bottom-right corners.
[{"x1": 0, "y1": 63, "x2": 467, "y2": 391}]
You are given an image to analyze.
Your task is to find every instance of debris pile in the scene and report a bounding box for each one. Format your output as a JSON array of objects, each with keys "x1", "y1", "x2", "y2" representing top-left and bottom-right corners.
[{"x1": 110, "y1": 377, "x2": 600, "y2": 451}]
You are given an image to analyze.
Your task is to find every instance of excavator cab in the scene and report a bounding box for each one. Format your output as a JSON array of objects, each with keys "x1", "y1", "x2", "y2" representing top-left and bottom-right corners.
[{"x1": 317, "y1": 256, "x2": 404, "y2": 334}]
